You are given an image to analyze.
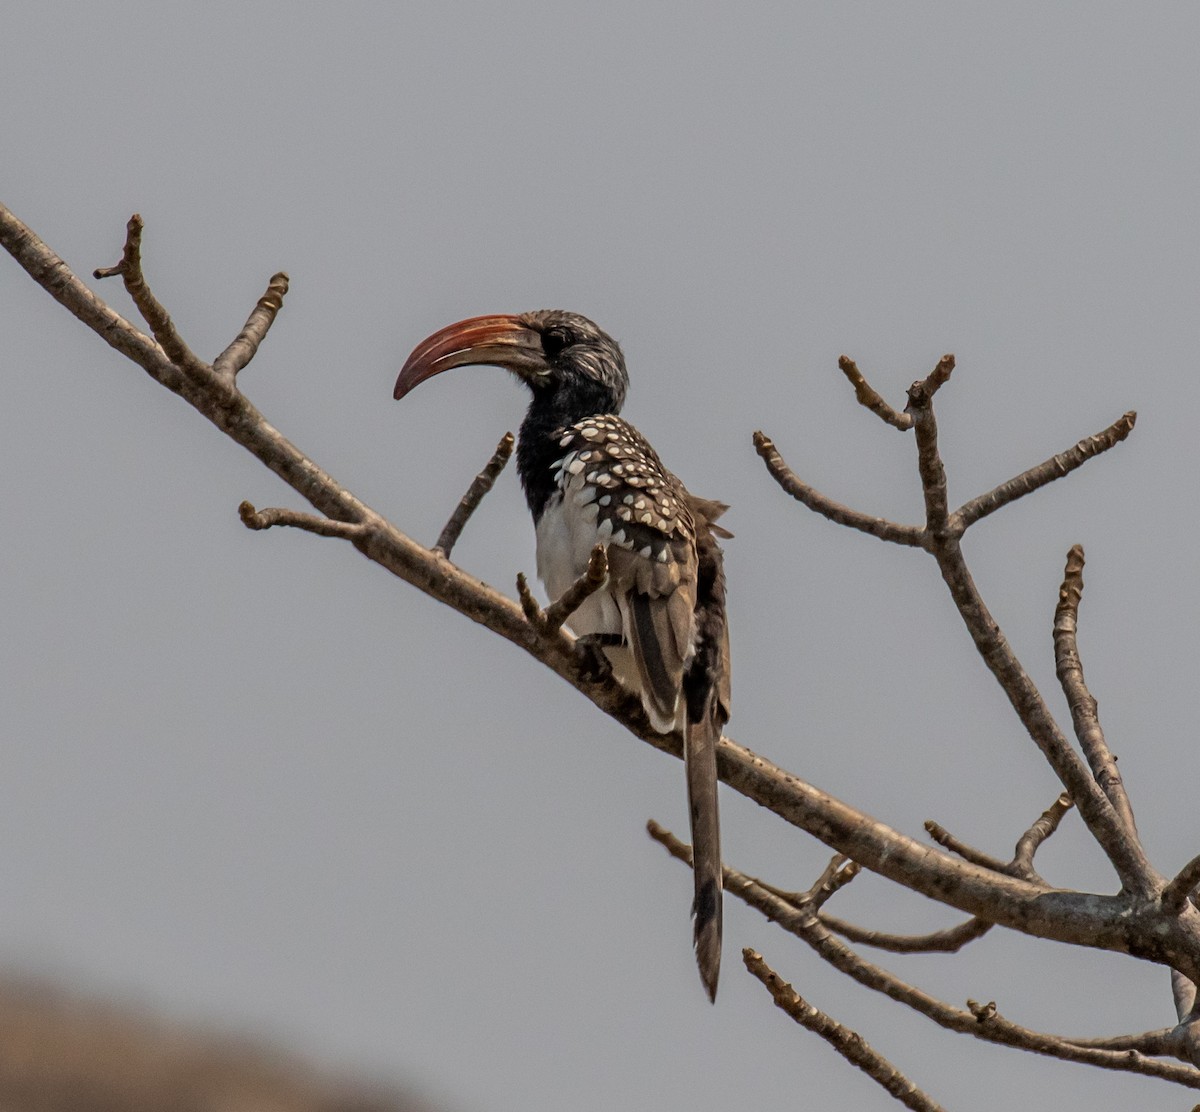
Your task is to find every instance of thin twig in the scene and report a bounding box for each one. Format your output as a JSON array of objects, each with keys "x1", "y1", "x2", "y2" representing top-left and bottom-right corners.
[
  {"x1": 732, "y1": 851, "x2": 860, "y2": 912},
  {"x1": 213, "y1": 272, "x2": 290, "y2": 383},
  {"x1": 649, "y1": 823, "x2": 1200, "y2": 1087},
  {"x1": 544, "y1": 545, "x2": 609, "y2": 631},
  {"x1": 433, "y1": 432, "x2": 515, "y2": 558},
  {"x1": 955, "y1": 413, "x2": 1137, "y2": 532},
  {"x1": 744, "y1": 950, "x2": 947, "y2": 1112},
  {"x1": 821, "y1": 914, "x2": 993, "y2": 954},
  {"x1": 238, "y1": 501, "x2": 369, "y2": 540},
  {"x1": 752, "y1": 432, "x2": 925, "y2": 547},
  {"x1": 838, "y1": 356, "x2": 913, "y2": 431},
  {"x1": 905, "y1": 358, "x2": 955, "y2": 533},
  {"x1": 832, "y1": 795, "x2": 1069, "y2": 952},
  {"x1": 924, "y1": 821, "x2": 1010, "y2": 874},
  {"x1": 1053, "y1": 546, "x2": 1137, "y2": 834},
  {"x1": 1010, "y1": 792, "x2": 1074, "y2": 881},
  {"x1": 515, "y1": 572, "x2": 546, "y2": 627},
  {"x1": 92, "y1": 214, "x2": 207, "y2": 378}
]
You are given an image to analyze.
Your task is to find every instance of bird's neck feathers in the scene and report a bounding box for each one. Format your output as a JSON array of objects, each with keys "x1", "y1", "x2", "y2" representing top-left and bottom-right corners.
[{"x1": 516, "y1": 380, "x2": 623, "y2": 521}]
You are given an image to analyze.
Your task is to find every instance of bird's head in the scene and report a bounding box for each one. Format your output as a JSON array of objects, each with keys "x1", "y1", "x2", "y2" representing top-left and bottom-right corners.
[{"x1": 394, "y1": 310, "x2": 628, "y2": 417}]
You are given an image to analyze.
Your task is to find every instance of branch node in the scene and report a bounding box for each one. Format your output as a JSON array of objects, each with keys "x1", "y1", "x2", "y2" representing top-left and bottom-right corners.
[
  {"x1": 905, "y1": 354, "x2": 956, "y2": 410},
  {"x1": 93, "y1": 213, "x2": 207, "y2": 377},
  {"x1": 968, "y1": 999, "x2": 998, "y2": 1023}
]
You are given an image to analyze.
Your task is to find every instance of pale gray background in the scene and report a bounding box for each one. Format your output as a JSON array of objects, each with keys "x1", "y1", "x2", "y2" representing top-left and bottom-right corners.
[{"x1": 3, "y1": 3, "x2": 1198, "y2": 1109}]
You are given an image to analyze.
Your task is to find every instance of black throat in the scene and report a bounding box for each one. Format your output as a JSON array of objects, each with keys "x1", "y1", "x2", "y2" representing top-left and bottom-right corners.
[{"x1": 515, "y1": 379, "x2": 622, "y2": 523}]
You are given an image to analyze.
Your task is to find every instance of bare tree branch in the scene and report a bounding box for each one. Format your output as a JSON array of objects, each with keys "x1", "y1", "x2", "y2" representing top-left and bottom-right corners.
[
  {"x1": 238, "y1": 501, "x2": 369, "y2": 541},
  {"x1": 955, "y1": 412, "x2": 1137, "y2": 532},
  {"x1": 92, "y1": 213, "x2": 208, "y2": 381},
  {"x1": 923, "y1": 820, "x2": 1011, "y2": 875},
  {"x1": 743, "y1": 949, "x2": 948, "y2": 1112},
  {"x1": 650, "y1": 823, "x2": 1200, "y2": 1087},
  {"x1": 543, "y1": 545, "x2": 609, "y2": 632},
  {"x1": 1011, "y1": 793, "x2": 1073, "y2": 882},
  {"x1": 821, "y1": 913, "x2": 994, "y2": 955},
  {"x1": 1053, "y1": 546, "x2": 1137, "y2": 834},
  {"x1": 903, "y1": 377, "x2": 1155, "y2": 895},
  {"x1": 799, "y1": 796, "x2": 1067, "y2": 954},
  {"x1": 904, "y1": 359, "x2": 955, "y2": 533},
  {"x1": 752, "y1": 432, "x2": 925, "y2": 547},
  {"x1": 838, "y1": 355, "x2": 913, "y2": 431},
  {"x1": 433, "y1": 432, "x2": 515, "y2": 558},
  {"x1": 213, "y1": 271, "x2": 290, "y2": 384}
]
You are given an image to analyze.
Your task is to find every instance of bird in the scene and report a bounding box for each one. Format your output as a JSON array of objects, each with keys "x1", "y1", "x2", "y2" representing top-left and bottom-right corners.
[{"x1": 394, "y1": 310, "x2": 731, "y2": 1001}]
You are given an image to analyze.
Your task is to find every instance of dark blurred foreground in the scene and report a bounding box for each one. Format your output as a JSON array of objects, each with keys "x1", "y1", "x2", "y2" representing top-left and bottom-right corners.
[{"x1": 0, "y1": 977, "x2": 443, "y2": 1112}]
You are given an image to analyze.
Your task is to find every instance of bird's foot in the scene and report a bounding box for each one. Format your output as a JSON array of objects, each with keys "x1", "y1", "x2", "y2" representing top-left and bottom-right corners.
[{"x1": 573, "y1": 633, "x2": 622, "y2": 683}]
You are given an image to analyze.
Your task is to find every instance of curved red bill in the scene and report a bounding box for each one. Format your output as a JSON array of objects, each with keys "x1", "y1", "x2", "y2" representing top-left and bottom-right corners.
[{"x1": 394, "y1": 314, "x2": 545, "y2": 400}]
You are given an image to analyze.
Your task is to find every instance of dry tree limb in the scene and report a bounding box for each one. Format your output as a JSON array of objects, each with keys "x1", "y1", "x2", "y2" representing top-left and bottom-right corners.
[
  {"x1": 824, "y1": 795, "x2": 1069, "y2": 954},
  {"x1": 743, "y1": 949, "x2": 947, "y2": 1112},
  {"x1": 649, "y1": 823, "x2": 1200, "y2": 1087},
  {"x1": 432, "y1": 432, "x2": 515, "y2": 558},
  {"x1": 955, "y1": 412, "x2": 1137, "y2": 532},
  {"x1": 543, "y1": 545, "x2": 609, "y2": 632},
  {"x1": 752, "y1": 432, "x2": 924, "y2": 547},
  {"x1": 838, "y1": 355, "x2": 913, "y2": 431},
  {"x1": 1053, "y1": 546, "x2": 1137, "y2": 834},
  {"x1": 514, "y1": 547, "x2": 610, "y2": 641},
  {"x1": 93, "y1": 213, "x2": 208, "y2": 380},
  {"x1": 213, "y1": 271, "x2": 290, "y2": 384},
  {"x1": 238, "y1": 501, "x2": 369, "y2": 541},
  {"x1": 901, "y1": 371, "x2": 1155, "y2": 895},
  {"x1": 923, "y1": 820, "x2": 1010, "y2": 875},
  {"x1": 904, "y1": 356, "x2": 955, "y2": 532},
  {"x1": 820, "y1": 913, "x2": 994, "y2": 955},
  {"x1": 1011, "y1": 793, "x2": 1073, "y2": 882}
]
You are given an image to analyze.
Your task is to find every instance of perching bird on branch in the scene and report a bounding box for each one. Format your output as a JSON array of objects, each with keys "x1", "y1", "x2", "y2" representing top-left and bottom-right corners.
[{"x1": 394, "y1": 311, "x2": 731, "y2": 1001}]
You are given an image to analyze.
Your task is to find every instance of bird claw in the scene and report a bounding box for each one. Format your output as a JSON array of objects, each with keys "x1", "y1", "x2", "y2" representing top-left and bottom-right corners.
[{"x1": 574, "y1": 633, "x2": 622, "y2": 683}]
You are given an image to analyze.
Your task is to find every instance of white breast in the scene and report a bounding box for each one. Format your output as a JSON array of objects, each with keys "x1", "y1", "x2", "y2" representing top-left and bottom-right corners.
[{"x1": 535, "y1": 489, "x2": 642, "y2": 694}]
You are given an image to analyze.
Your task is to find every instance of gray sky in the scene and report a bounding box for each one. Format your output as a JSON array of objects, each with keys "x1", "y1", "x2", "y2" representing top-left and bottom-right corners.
[{"x1": 3, "y1": 3, "x2": 1199, "y2": 1108}]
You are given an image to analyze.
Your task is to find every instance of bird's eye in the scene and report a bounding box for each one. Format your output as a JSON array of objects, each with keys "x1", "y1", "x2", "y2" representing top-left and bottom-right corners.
[{"x1": 541, "y1": 327, "x2": 571, "y2": 357}]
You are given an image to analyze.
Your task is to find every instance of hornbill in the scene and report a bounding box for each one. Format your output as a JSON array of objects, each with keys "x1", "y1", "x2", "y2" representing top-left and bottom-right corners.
[{"x1": 394, "y1": 310, "x2": 731, "y2": 1001}]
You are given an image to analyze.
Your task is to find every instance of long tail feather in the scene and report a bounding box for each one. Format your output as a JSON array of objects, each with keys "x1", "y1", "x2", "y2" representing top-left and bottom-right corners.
[{"x1": 686, "y1": 715, "x2": 722, "y2": 1002}]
